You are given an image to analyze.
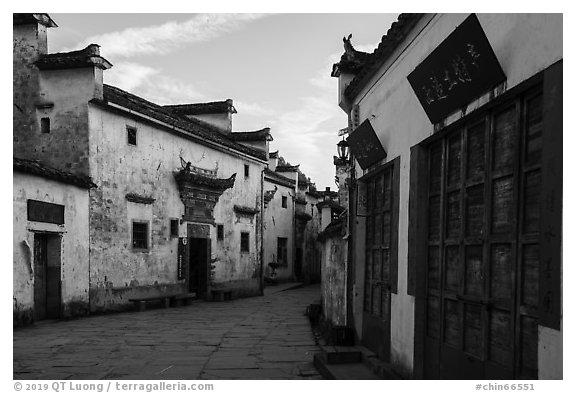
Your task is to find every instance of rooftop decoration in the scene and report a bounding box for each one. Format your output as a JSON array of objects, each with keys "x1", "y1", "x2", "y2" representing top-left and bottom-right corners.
[
  {"x1": 174, "y1": 158, "x2": 236, "y2": 224},
  {"x1": 331, "y1": 34, "x2": 369, "y2": 77}
]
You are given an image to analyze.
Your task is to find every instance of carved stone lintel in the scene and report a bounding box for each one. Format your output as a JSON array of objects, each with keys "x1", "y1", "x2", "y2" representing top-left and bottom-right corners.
[
  {"x1": 125, "y1": 193, "x2": 155, "y2": 204},
  {"x1": 233, "y1": 205, "x2": 259, "y2": 216}
]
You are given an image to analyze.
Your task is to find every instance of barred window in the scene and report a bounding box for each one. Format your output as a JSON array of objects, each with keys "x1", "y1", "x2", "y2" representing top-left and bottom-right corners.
[
  {"x1": 132, "y1": 221, "x2": 149, "y2": 249},
  {"x1": 240, "y1": 232, "x2": 250, "y2": 253}
]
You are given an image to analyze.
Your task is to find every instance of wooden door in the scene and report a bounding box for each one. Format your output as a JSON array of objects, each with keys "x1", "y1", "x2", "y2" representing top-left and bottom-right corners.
[
  {"x1": 362, "y1": 163, "x2": 397, "y2": 360},
  {"x1": 34, "y1": 234, "x2": 61, "y2": 320},
  {"x1": 423, "y1": 89, "x2": 543, "y2": 379},
  {"x1": 189, "y1": 238, "x2": 210, "y2": 299}
]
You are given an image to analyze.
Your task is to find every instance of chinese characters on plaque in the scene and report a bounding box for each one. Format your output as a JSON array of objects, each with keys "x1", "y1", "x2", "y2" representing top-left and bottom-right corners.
[{"x1": 408, "y1": 14, "x2": 506, "y2": 124}]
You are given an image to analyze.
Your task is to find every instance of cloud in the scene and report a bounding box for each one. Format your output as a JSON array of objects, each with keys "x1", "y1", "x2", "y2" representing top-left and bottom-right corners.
[
  {"x1": 268, "y1": 44, "x2": 378, "y2": 188},
  {"x1": 104, "y1": 62, "x2": 206, "y2": 105},
  {"x1": 65, "y1": 14, "x2": 268, "y2": 59},
  {"x1": 234, "y1": 100, "x2": 276, "y2": 120}
]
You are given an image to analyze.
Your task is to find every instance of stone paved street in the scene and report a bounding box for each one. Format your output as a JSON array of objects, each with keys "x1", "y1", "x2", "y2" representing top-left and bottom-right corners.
[{"x1": 13, "y1": 284, "x2": 322, "y2": 380}]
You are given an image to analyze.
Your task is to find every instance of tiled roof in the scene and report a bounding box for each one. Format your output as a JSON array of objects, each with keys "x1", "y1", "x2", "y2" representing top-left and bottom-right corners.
[
  {"x1": 13, "y1": 13, "x2": 57, "y2": 27},
  {"x1": 264, "y1": 168, "x2": 295, "y2": 188},
  {"x1": 276, "y1": 164, "x2": 300, "y2": 173},
  {"x1": 297, "y1": 171, "x2": 310, "y2": 186},
  {"x1": 14, "y1": 157, "x2": 96, "y2": 189},
  {"x1": 317, "y1": 216, "x2": 346, "y2": 242},
  {"x1": 163, "y1": 99, "x2": 236, "y2": 115},
  {"x1": 341, "y1": 13, "x2": 424, "y2": 99},
  {"x1": 96, "y1": 85, "x2": 267, "y2": 161},
  {"x1": 230, "y1": 128, "x2": 273, "y2": 142},
  {"x1": 35, "y1": 44, "x2": 112, "y2": 70},
  {"x1": 269, "y1": 151, "x2": 279, "y2": 159}
]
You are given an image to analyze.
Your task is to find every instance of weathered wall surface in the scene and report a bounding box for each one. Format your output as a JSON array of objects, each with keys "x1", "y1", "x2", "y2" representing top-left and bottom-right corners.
[
  {"x1": 263, "y1": 181, "x2": 294, "y2": 281},
  {"x1": 13, "y1": 23, "x2": 46, "y2": 155},
  {"x1": 189, "y1": 113, "x2": 231, "y2": 133},
  {"x1": 320, "y1": 236, "x2": 347, "y2": 326},
  {"x1": 13, "y1": 24, "x2": 101, "y2": 177},
  {"x1": 87, "y1": 106, "x2": 264, "y2": 310},
  {"x1": 13, "y1": 172, "x2": 90, "y2": 326},
  {"x1": 347, "y1": 13, "x2": 562, "y2": 378}
]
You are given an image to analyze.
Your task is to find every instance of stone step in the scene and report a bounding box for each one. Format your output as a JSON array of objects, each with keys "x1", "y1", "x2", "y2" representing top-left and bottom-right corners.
[{"x1": 313, "y1": 352, "x2": 380, "y2": 380}]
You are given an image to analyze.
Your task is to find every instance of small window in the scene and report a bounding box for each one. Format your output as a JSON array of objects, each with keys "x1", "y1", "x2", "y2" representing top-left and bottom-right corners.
[
  {"x1": 282, "y1": 196, "x2": 288, "y2": 208},
  {"x1": 41, "y1": 117, "x2": 50, "y2": 134},
  {"x1": 132, "y1": 221, "x2": 149, "y2": 249},
  {"x1": 127, "y1": 126, "x2": 137, "y2": 145},
  {"x1": 244, "y1": 164, "x2": 250, "y2": 178},
  {"x1": 277, "y1": 237, "x2": 288, "y2": 266},
  {"x1": 240, "y1": 232, "x2": 250, "y2": 253},
  {"x1": 217, "y1": 224, "x2": 224, "y2": 241},
  {"x1": 170, "y1": 219, "x2": 179, "y2": 238}
]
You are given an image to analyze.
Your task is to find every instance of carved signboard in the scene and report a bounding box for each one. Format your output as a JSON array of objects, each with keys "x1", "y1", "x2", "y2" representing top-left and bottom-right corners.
[
  {"x1": 347, "y1": 119, "x2": 387, "y2": 170},
  {"x1": 407, "y1": 14, "x2": 506, "y2": 124},
  {"x1": 177, "y1": 237, "x2": 188, "y2": 280},
  {"x1": 356, "y1": 181, "x2": 368, "y2": 217},
  {"x1": 27, "y1": 199, "x2": 64, "y2": 225}
]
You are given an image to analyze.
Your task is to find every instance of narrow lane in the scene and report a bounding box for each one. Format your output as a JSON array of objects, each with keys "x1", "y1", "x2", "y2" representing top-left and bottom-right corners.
[{"x1": 13, "y1": 284, "x2": 322, "y2": 380}]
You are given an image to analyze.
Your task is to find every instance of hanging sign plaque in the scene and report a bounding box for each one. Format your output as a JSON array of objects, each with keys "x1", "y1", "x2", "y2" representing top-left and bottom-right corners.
[{"x1": 407, "y1": 14, "x2": 506, "y2": 124}]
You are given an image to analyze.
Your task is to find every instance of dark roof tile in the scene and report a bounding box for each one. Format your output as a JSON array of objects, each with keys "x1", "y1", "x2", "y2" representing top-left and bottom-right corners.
[
  {"x1": 163, "y1": 99, "x2": 236, "y2": 115},
  {"x1": 230, "y1": 128, "x2": 273, "y2": 142},
  {"x1": 14, "y1": 157, "x2": 96, "y2": 189},
  {"x1": 36, "y1": 44, "x2": 112, "y2": 70}
]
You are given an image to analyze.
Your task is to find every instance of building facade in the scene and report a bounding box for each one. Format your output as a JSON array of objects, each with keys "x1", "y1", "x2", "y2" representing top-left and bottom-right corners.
[
  {"x1": 13, "y1": 14, "x2": 271, "y2": 319},
  {"x1": 262, "y1": 152, "x2": 322, "y2": 283},
  {"x1": 332, "y1": 13, "x2": 562, "y2": 379},
  {"x1": 13, "y1": 158, "x2": 95, "y2": 326}
]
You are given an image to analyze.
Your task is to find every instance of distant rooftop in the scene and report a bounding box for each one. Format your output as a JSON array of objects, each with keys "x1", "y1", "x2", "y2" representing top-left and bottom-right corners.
[
  {"x1": 163, "y1": 99, "x2": 237, "y2": 116},
  {"x1": 94, "y1": 85, "x2": 267, "y2": 161},
  {"x1": 230, "y1": 128, "x2": 273, "y2": 142}
]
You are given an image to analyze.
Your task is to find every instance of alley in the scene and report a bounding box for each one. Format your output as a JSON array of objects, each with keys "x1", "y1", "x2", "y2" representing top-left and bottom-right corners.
[{"x1": 13, "y1": 284, "x2": 322, "y2": 380}]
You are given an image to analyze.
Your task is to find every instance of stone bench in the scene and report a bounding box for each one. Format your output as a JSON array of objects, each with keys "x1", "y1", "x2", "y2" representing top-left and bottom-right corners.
[
  {"x1": 210, "y1": 289, "x2": 236, "y2": 302},
  {"x1": 128, "y1": 295, "x2": 175, "y2": 312},
  {"x1": 171, "y1": 293, "x2": 197, "y2": 307}
]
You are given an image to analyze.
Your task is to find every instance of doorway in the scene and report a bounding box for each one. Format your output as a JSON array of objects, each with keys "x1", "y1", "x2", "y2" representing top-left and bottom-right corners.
[
  {"x1": 33, "y1": 233, "x2": 61, "y2": 321},
  {"x1": 189, "y1": 237, "x2": 210, "y2": 299}
]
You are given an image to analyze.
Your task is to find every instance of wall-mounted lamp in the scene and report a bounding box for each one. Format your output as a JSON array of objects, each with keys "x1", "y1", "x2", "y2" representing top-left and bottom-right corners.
[{"x1": 337, "y1": 139, "x2": 350, "y2": 161}]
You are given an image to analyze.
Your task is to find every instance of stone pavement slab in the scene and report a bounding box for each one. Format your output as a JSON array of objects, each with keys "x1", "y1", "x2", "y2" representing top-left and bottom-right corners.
[{"x1": 14, "y1": 284, "x2": 322, "y2": 380}]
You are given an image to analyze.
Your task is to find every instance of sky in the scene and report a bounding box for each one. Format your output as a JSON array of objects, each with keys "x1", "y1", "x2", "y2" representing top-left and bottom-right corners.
[{"x1": 45, "y1": 13, "x2": 399, "y2": 190}]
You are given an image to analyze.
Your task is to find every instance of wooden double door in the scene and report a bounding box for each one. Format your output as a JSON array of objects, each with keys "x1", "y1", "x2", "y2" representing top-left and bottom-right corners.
[
  {"x1": 362, "y1": 160, "x2": 399, "y2": 361},
  {"x1": 423, "y1": 88, "x2": 544, "y2": 379}
]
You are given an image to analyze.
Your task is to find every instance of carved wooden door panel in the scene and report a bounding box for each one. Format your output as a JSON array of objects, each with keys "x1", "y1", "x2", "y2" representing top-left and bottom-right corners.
[
  {"x1": 362, "y1": 165, "x2": 394, "y2": 361},
  {"x1": 424, "y1": 89, "x2": 542, "y2": 379}
]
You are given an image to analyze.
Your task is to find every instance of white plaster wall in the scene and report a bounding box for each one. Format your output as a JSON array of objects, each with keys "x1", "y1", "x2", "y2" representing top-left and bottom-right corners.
[
  {"x1": 263, "y1": 181, "x2": 294, "y2": 281},
  {"x1": 349, "y1": 13, "x2": 562, "y2": 377},
  {"x1": 88, "y1": 106, "x2": 265, "y2": 293},
  {"x1": 13, "y1": 172, "x2": 90, "y2": 316}
]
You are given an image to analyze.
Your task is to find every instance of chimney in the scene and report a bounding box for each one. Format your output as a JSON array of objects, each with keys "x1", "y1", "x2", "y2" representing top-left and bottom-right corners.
[{"x1": 13, "y1": 14, "x2": 57, "y2": 154}]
